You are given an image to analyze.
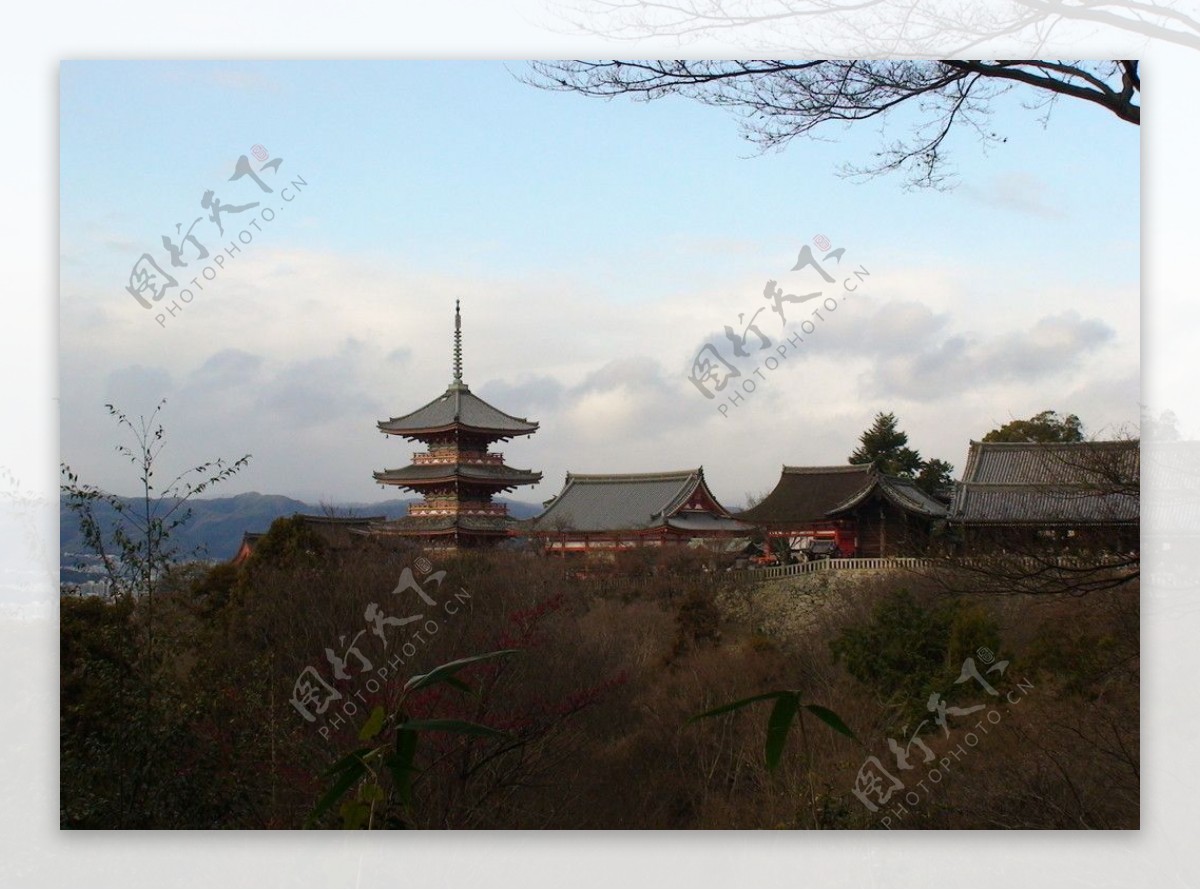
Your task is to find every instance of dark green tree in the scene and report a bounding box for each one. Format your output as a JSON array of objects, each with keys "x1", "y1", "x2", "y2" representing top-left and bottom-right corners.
[
  {"x1": 849, "y1": 412, "x2": 923, "y2": 478},
  {"x1": 914, "y1": 457, "x2": 955, "y2": 500},
  {"x1": 830, "y1": 589, "x2": 1001, "y2": 722},
  {"x1": 982, "y1": 410, "x2": 1084, "y2": 443}
]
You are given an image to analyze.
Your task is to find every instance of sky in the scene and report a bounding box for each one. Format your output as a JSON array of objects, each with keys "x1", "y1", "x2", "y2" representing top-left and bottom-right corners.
[
  {"x1": 59, "y1": 60, "x2": 1140, "y2": 509},
  {"x1": 5, "y1": 9, "x2": 1193, "y2": 882}
]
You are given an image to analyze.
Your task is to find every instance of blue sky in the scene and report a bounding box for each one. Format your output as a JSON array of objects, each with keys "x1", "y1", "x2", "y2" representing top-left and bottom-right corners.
[{"x1": 59, "y1": 60, "x2": 1139, "y2": 507}]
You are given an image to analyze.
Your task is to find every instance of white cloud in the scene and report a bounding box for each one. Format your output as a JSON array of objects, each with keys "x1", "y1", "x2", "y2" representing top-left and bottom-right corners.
[
  {"x1": 60, "y1": 237, "x2": 1139, "y2": 507},
  {"x1": 962, "y1": 170, "x2": 1068, "y2": 219}
]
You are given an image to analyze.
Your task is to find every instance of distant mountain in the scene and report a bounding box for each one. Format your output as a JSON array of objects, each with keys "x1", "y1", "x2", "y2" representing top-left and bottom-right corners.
[{"x1": 59, "y1": 492, "x2": 543, "y2": 565}]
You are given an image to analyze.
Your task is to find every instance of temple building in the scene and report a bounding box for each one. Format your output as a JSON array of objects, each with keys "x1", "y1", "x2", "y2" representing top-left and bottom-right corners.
[
  {"x1": 946, "y1": 439, "x2": 1139, "y2": 553},
  {"x1": 369, "y1": 302, "x2": 542, "y2": 548},
  {"x1": 737, "y1": 464, "x2": 948, "y2": 558},
  {"x1": 526, "y1": 468, "x2": 753, "y2": 555},
  {"x1": 230, "y1": 514, "x2": 385, "y2": 564}
]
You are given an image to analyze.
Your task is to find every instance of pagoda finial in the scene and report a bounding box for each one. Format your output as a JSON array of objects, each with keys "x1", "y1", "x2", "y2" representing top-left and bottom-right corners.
[{"x1": 453, "y1": 299, "x2": 463, "y2": 384}]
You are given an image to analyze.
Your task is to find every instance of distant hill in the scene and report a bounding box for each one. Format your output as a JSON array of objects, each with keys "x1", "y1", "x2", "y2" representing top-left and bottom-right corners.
[{"x1": 60, "y1": 492, "x2": 543, "y2": 565}]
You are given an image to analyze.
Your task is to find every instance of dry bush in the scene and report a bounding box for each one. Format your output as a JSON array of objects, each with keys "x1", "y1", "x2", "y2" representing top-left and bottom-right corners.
[{"x1": 67, "y1": 526, "x2": 1137, "y2": 829}]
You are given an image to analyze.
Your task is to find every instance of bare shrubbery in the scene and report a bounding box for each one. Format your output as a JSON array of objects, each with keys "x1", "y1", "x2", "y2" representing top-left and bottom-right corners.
[{"x1": 61, "y1": 527, "x2": 1138, "y2": 828}]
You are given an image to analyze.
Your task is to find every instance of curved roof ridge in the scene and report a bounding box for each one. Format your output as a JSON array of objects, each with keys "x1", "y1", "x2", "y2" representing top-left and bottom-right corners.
[
  {"x1": 378, "y1": 383, "x2": 538, "y2": 435},
  {"x1": 782, "y1": 463, "x2": 873, "y2": 474},
  {"x1": 972, "y1": 438, "x2": 1138, "y2": 447},
  {"x1": 566, "y1": 468, "x2": 700, "y2": 481}
]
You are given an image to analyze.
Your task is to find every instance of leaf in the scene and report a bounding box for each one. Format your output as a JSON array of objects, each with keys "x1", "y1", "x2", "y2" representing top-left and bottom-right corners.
[
  {"x1": 307, "y1": 757, "x2": 366, "y2": 827},
  {"x1": 765, "y1": 693, "x2": 800, "y2": 772},
  {"x1": 321, "y1": 746, "x2": 374, "y2": 779},
  {"x1": 687, "y1": 690, "x2": 791, "y2": 724},
  {"x1": 339, "y1": 798, "x2": 370, "y2": 830},
  {"x1": 359, "y1": 706, "x2": 386, "y2": 741},
  {"x1": 404, "y1": 649, "x2": 519, "y2": 693},
  {"x1": 358, "y1": 782, "x2": 385, "y2": 804},
  {"x1": 396, "y1": 719, "x2": 508, "y2": 739},
  {"x1": 386, "y1": 729, "x2": 419, "y2": 806},
  {"x1": 802, "y1": 704, "x2": 859, "y2": 743}
]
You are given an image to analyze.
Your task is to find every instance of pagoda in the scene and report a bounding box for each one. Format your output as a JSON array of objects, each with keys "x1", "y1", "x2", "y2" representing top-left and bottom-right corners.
[{"x1": 370, "y1": 301, "x2": 541, "y2": 548}]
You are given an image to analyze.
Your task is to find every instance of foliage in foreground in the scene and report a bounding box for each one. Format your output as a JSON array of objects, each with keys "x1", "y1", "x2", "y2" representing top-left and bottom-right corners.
[{"x1": 61, "y1": 536, "x2": 1138, "y2": 829}]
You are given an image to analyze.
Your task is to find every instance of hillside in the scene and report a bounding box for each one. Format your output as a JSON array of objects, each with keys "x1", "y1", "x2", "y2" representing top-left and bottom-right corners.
[{"x1": 59, "y1": 492, "x2": 542, "y2": 565}]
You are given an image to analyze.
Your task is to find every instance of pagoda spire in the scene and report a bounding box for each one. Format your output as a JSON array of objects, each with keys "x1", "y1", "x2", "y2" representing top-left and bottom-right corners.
[
  {"x1": 452, "y1": 299, "x2": 463, "y2": 385},
  {"x1": 373, "y1": 296, "x2": 542, "y2": 549}
]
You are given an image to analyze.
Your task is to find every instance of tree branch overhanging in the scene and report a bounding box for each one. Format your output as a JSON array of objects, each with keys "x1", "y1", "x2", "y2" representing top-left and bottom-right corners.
[{"x1": 527, "y1": 60, "x2": 1139, "y2": 187}]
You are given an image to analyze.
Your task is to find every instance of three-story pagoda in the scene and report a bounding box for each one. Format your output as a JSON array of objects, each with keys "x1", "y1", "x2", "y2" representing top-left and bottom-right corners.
[{"x1": 371, "y1": 302, "x2": 541, "y2": 548}]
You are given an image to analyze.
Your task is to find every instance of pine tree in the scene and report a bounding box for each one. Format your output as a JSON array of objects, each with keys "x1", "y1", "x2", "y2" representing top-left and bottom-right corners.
[{"x1": 848, "y1": 412, "x2": 923, "y2": 477}]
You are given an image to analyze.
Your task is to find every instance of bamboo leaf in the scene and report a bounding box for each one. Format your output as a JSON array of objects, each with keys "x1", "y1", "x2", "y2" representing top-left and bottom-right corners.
[
  {"x1": 687, "y1": 690, "x2": 791, "y2": 724},
  {"x1": 386, "y1": 729, "x2": 419, "y2": 806},
  {"x1": 359, "y1": 706, "x2": 386, "y2": 741},
  {"x1": 396, "y1": 719, "x2": 508, "y2": 739},
  {"x1": 802, "y1": 704, "x2": 859, "y2": 743},
  {"x1": 321, "y1": 746, "x2": 374, "y2": 779},
  {"x1": 765, "y1": 693, "x2": 800, "y2": 772},
  {"x1": 307, "y1": 758, "x2": 366, "y2": 827},
  {"x1": 404, "y1": 649, "x2": 518, "y2": 693}
]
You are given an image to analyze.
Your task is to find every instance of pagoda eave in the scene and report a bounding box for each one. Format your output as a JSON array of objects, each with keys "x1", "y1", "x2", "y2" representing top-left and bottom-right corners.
[
  {"x1": 378, "y1": 422, "x2": 538, "y2": 441},
  {"x1": 373, "y1": 467, "x2": 542, "y2": 488},
  {"x1": 365, "y1": 515, "x2": 516, "y2": 536}
]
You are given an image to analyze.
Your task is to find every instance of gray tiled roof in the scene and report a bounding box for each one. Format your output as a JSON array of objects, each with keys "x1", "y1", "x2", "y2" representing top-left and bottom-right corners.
[
  {"x1": 739, "y1": 464, "x2": 886, "y2": 524},
  {"x1": 666, "y1": 513, "x2": 756, "y2": 533},
  {"x1": 949, "y1": 440, "x2": 1139, "y2": 525},
  {"x1": 827, "y1": 475, "x2": 948, "y2": 518},
  {"x1": 363, "y1": 515, "x2": 516, "y2": 535},
  {"x1": 949, "y1": 484, "x2": 1138, "y2": 525},
  {"x1": 528, "y1": 469, "x2": 738, "y2": 533},
  {"x1": 379, "y1": 383, "x2": 538, "y2": 437},
  {"x1": 294, "y1": 514, "x2": 387, "y2": 525},
  {"x1": 959, "y1": 439, "x2": 1139, "y2": 485},
  {"x1": 373, "y1": 463, "x2": 542, "y2": 489}
]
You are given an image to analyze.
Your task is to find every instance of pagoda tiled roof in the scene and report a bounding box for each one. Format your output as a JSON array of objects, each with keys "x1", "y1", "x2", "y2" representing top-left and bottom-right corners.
[
  {"x1": 362, "y1": 514, "x2": 516, "y2": 536},
  {"x1": 373, "y1": 463, "x2": 542, "y2": 488},
  {"x1": 378, "y1": 383, "x2": 538, "y2": 438}
]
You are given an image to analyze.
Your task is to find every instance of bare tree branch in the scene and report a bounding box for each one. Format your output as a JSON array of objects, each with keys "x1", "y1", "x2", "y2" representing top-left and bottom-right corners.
[{"x1": 526, "y1": 59, "x2": 1138, "y2": 187}]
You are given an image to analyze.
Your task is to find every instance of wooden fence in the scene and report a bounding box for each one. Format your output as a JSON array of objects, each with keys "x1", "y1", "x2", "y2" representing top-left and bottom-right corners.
[
  {"x1": 745, "y1": 554, "x2": 1132, "y2": 580},
  {"x1": 747, "y1": 557, "x2": 933, "y2": 579}
]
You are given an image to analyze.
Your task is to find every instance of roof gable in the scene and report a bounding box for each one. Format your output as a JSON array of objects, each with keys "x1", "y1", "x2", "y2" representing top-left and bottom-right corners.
[
  {"x1": 530, "y1": 469, "x2": 718, "y2": 532},
  {"x1": 827, "y1": 474, "x2": 948, "y2": 518},
  {"x1": 738, "y1": 464, "x2": 874, "y2": 523}
]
